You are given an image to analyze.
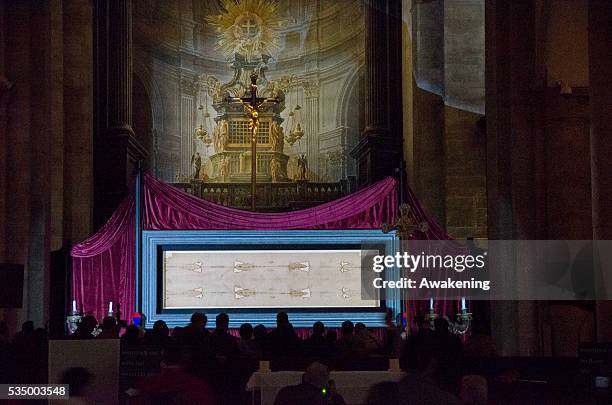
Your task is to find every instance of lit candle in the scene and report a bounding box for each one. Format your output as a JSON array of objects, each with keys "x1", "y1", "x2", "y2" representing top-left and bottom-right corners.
[
  {"x1": 461, "y1": 297, "x2": 466, "y2": 311},
  {"x1": 72, "y1": 300, "x2": 77, "y2": 314},
  {"x1": 429, "y1": 298, "x2": 434, "y2": 311},
  {"x1": 108, "y1": 301, "x2": 113, "y2": 314}
]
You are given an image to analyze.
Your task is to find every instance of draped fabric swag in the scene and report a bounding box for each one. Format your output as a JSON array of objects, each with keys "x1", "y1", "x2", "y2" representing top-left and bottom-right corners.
[{"x1": 71, "y1": 173, "x2": 452, "y2": 322}]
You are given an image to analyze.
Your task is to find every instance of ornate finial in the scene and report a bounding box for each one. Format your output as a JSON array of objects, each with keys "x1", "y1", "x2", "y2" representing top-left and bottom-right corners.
[{"x1": 382, "y1": 204, "x2": 429, "y2": 239}]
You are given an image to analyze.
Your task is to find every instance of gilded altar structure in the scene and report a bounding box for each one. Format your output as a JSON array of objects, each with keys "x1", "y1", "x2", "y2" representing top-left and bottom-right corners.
[
  {"x1": 133, "y1": 0, "x2": 364, "y2": 210},
  {"x1": 209, "y1": 55, "x2": 290, "y2": 183}
]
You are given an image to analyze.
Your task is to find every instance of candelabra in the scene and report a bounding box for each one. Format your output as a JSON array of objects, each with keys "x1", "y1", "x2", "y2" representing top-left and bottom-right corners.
[
  {"x1": 449, "y1": 308, "x2": 473, "y2": 335},
  {"x1": 66, "y1": 314, "x2": 81, "y2": 334},
  {"x1": 194, "y1": 94, "x2": 213, "y2": 146},
  {"x1": 426, "y1": 308, "x2": 438, "y2": 326},
  {"x1": 66, "y1": 300, "x2": 81, "y2": 335},
  {"x1": 284, "y1": 87, "x2": 304, "y2": 146},
  {"x1": 426, "y1": 298, "x2": 473, "y2": 336}
]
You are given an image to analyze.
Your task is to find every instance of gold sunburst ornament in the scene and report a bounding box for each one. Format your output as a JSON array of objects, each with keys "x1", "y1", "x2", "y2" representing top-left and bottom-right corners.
[{"x1": 207, "y1": 0, "x2": 281, "y2": 62}]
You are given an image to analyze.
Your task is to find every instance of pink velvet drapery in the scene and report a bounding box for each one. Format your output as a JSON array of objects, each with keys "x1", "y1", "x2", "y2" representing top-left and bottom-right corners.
[
  {"x1": 71, "y1": 173, "x2": 459, "y2": 324},
  {"x1": 71, "y1": 173, "x2": 401, "y2": 321},
  {"x1": 141, "y1": 174, "x2": 398, "y2": 231},
  {"x1": 71, "y1": 194, "x2": 136, "y2": 322}
]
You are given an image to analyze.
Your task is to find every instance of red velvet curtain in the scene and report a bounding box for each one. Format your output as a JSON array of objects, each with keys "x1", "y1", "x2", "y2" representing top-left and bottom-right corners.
[
  {"x1": 71, "y1": 194, "x2": 136, "y2": 321},
  {"x1": 71, "y1": 173, "x2": 459, "y2": 324},
  {"x1": 71, "y1": 174, "x2": 399, "y2": 321},
  {"x1": 141, "y1": 174, "x2": 398, "y2": 230}
]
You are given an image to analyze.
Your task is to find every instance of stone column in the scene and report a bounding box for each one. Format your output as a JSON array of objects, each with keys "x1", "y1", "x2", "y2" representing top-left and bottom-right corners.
[
  {"x1": 588, "y1": 0, "x2": 612, "y2": 341},
  {"x1": 179, "y1": 75, "x2": 197, "y2": 178},
  {"x1": 486, "y1": 0, "x2": 543, "y2": 356},
  {"x1": 303, "y1": 81, "x2": 320, "y2": 181},
  {"x1": 364, "y1": 2, "x2": 387, "y2": 133},
  {"x1": 0, "y1": 77, "x2": 12, "y2": 262},
  {"x1": 0, "y1": 0, "x2": 8, "y2": 263},
  {"x1": 2, "y1": 1, "x2": 34, "y2": 331},
  {"x1": 108, "y1": 0, "x2": 134, "y2": 137},
  {"x1": 94, "y1": 0, "x2": 145, "y2": 228},
  {"x1": 350, "y1": 0, "x2": 403, "y2": 187}
]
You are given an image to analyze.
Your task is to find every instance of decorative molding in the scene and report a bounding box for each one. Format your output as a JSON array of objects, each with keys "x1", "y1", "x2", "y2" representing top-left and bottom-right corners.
[
  {"x1": 302, "y1": 80, "x2": 320, "y2": 98},
  {"x1": 179, "y1": 75, "x2": 198, "y2": 96},
  {"x1": 195, "y1": 73, "x2": 222, "y2": 100},
  {"x1": 302, "y1": 53, "x2": 319, "y2": 73},
  {"x1": 318, "y1": 127, "x2": 347, "y2": 142}
]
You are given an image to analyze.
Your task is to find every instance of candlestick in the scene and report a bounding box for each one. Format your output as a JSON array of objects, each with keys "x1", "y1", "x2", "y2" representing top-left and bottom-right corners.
[
  {"x1": 72, "y1": 300, "x2": 77, "y2": 314},
  {"x1": 461, "y1": 297, "x2": 466, "y2": 311},
  {"x1": 429, "y1": 298, "x2": 434, "y2": 311},
  {"x1": 108, "y1": 301, "x2": 113, "y2": 314}
]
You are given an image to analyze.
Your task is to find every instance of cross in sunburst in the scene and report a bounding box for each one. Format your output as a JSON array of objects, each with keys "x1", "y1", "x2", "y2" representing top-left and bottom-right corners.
[
  {"x1": 207, "y1": 0, "x2": 281, "y2": 61},
  {"x1": 241, "y1": 17, "x2": 258, "y2": 37}
]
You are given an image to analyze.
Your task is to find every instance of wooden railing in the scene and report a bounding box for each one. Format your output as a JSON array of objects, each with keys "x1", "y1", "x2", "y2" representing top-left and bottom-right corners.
[{"x1": 171, "y1": 179, "x2": 354, "y2": 211}]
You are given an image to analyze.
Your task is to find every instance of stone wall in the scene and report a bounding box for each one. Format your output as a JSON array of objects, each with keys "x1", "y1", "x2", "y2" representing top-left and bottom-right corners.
[
  {"x1": 412, "y1": 0, "x2": 485, "y2": 114},
  {"x1": 444, "y1": 106, "x2": 487, "y2": 238},
  {"x1": 410, "y1": 88, "x2": 486, "y2": 239},
  {"x1": 0, "y1": 0, "x2": 94, "y2": 332},
  {"x1": 408, "y1": 0, "x2": 487, "y2": 238},
  {"x1": 411, "y1": 86, "x2": 446, "y2": 228},
  {"x1": 63, "y1": 0, "x2": 94, "y2": 245}
]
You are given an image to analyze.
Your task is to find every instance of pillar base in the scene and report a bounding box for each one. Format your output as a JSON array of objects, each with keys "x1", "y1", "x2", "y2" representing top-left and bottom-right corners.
[
  {"x1": 350, "y1": 132, "x2": 402, "y2": 187},
  {"x1": 93, "y1": 132, "x2": 146, "y2": 229}
]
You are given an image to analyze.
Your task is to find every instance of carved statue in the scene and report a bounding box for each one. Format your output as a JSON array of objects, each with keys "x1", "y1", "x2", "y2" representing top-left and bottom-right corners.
[
  {"x1": 301, "y1": 154, "x2": 308, "y2": 180},
  {"x1": 270, "y1": 157, "x2": 281, "y2": 182},
  {"x1": 191, "y1": 152, "x2": 202, "y2": 179},
  {"x1": 268, "y1": 80, "x2": 283, "y2": 100},
  {"x1": 270, "y1": 121, "x2": 284, "y2": 152},
  {"x1": 219, "y1": 156, "x2": 230, "y2": 182},
  {"x1": 297, "y1": 154, "x2": 308, "y2": 180},
  {"x1": 214, "y1": 120, "x2": 229, "y2": 152},
  {"x1": 220, "y1": 120, "x2": 229, "y2": 150},
  {"x1": 213, "y1": 125, "x2": 221, "y2": 152}
]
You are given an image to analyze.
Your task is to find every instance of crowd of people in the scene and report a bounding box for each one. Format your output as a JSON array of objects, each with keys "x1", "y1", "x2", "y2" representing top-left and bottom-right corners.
[
  {"x1": 0, "y1": 320, "x2": 48, "y2": 384},
  {"x1": 70, "y1": 311, "x2": 400, "y2": 361},
  {"x1": 0, "y1": 312, "x2": 501, "y2": 404}
]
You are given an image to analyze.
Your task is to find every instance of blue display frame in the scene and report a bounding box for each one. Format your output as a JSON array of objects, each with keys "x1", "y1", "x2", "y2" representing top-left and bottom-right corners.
[{"x1": 140, "y1": 229, "x2": 399, "y2": 328}]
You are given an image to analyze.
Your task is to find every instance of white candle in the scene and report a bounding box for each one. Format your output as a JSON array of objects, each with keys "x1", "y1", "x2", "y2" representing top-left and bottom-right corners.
[
  {"x1": 429, "y1": 298, "x2": 434, "y2": 311},
  {"x1": 72, "y1": 300, "x2": 77, "y2": 314},
  {"x1": 461, "y1": 297, "x2": 466, "y2": 311},
  {"x1": 108, "y1": 301, "x2": 113, "y2": 314}
]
